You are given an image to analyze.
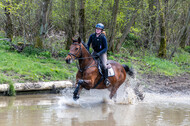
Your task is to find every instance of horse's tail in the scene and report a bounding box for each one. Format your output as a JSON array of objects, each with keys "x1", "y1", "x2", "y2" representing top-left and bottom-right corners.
[{"x1": 122, "y1": 64, "x2": 134, "y2": 77}]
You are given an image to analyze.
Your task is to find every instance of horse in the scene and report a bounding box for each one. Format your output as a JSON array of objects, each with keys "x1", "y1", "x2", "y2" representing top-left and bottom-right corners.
[{"x1": 65, "y1": 37, "x2": 134, "y2": 100}]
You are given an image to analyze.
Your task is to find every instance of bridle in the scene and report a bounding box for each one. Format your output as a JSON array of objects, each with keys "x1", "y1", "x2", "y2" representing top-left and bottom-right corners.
[
  {"x1": 67, "y1": 42, "x2": 97, "y2": 72},
  {"x1": 68, "y1": 43, "x2": 82, "y2": 59}
]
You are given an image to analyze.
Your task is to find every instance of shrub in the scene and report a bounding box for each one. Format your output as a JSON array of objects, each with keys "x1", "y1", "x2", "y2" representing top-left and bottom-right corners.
[
  {"x1": 184, "y1": 46, "x2": 190, "y2": 53},
  {"x1": 8, "y1": 82, "x2": 16, "y2": 96}
]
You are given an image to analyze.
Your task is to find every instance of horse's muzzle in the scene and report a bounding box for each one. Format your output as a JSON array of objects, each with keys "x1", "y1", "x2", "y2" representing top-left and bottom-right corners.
[
  {"x1": 65, "y1": 56, "x2": 73, "y2": 64},
  {"x1": 65, "y1": 58, "x2": 71, "y2": 64}
]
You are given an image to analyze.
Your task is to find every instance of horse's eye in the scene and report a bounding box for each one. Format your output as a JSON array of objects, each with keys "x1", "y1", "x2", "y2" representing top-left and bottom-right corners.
[{"x1": 75, "y1": 48, "x2": 78, "y2": 50}]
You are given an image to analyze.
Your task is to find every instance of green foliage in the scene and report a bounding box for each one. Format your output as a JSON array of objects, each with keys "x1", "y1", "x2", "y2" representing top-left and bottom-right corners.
[
  {"x1": 0, "y1": 0, "x2": 189, "y2": 83},
  {"x1": 21, "y1": 46, "x2": 51, "y2": 58},
  {"x1": 0, "y1": 31, "x2": 6, "y2": 37},
  {"x1": 172, "y1": 49, "x2": 190, "y2": 73},
  {"x1": 8, "y1": 82, "x2": 16, "y2": 96},
  {"x1": 58, "y1": 50, "x2": 69, "y2": 57},
  {"x1": 142, "y1": 56, "x2": 182, "y2": 76},
  {"x1": 123, "y1": 33, "x2": 139, "y2": 48},
  {"x1": 0, "y1": 46, "x2": 76, "y2": 83},
  {"x1": 108, "y1": 56, "x2": 114, "y2": 60},
  {"x1": 0, "y1": 39, "x2": 10, "y2": 50},
  {"x1": 184, "y1": 46, "x2": 190, "y2": 53},
  {"x1": 0, "y1": 73, "x2": 12, "y2": 84},
  {"x1": 116, "y1": 42, "x2": 189, "y2": 76}
]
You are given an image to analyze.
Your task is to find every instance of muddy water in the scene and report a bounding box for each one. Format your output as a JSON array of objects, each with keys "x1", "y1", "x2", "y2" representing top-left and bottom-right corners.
[{"x1": 0, "y1": 89, "x2": 190, "y2": 126}]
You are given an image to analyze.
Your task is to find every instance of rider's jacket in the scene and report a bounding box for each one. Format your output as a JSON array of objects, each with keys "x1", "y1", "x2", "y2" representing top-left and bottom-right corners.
[{"x1": 87, "y1": 33, "x2": 108, "y2": 55}]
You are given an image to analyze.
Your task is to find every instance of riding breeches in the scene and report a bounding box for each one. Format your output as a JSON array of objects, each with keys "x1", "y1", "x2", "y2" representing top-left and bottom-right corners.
[{"x1": 92, "y1": 52, "x2": 107, "y2": 69}]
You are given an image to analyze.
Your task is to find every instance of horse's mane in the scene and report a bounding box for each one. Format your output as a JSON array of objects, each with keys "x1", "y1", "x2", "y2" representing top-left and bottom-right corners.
[{"x1": 82, "y1": 42, "x2": 88, "y2": 49}]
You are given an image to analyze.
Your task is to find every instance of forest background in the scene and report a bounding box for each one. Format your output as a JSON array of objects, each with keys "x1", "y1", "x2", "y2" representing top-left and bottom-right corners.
[{"x1": 0, "y1": 0, "x2": 189, "y2": 90}]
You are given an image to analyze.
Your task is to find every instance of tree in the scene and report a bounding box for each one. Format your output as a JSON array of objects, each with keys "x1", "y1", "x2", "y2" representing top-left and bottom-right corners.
[
  {"x1": 115, "y1": 10, "x2": 138, "y2": 51},
  {"x1": 79, "y1": 0, "x2": 86, "y2": 41},
  {"x1": 66, "y1": 0, "x2": 76, "y2": 50},
  {"x1": 35, "y1": 0, "x2": 52, "y2": 48},
  {"x1": 158, "y1": 0, "x2": 167, "y2": 58},
  {"x1": 108, "y1": 0, "x2": 119, "y2": 52},
  {"x1": 179, "y1": 7, "x2": 190, "y2": 49},
  {"x1": 4, "y1": 2, "x2": 13, "y2": 41},
  {"x1": 148, "y1": 0, "x2": 157, "y2": 47}
]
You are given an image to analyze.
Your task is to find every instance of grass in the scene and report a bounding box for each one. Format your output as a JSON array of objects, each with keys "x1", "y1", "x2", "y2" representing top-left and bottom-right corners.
[
  {"x1": 0, "y1": 41, "x2": 77, "y2": 84},
  {"x1": 0, "y1": 34, "x2": 189, "y2": 85},
  {"x1": 111, "y1": 46, "x2": 190, "y2": 76},
  {"x1": 140, "y1": 56, "x2": 183, "y2": 76}
]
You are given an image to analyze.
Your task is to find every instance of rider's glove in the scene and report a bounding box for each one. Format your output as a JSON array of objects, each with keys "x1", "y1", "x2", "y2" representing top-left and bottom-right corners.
[{"x1": 95, "y1": 53, "x2": 100, "y2": 57}]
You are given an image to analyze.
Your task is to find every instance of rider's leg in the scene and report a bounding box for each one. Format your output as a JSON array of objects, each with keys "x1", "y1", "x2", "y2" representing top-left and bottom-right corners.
[{"x1": 100, "y1": 53, "x2": 111, "y2": 87}]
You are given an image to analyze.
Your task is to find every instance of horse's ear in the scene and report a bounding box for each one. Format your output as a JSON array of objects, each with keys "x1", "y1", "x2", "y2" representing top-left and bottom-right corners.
[
  {"x1": 72, "y1": 37, "x2": 75, "y2": 43},
  {"x1": 78, "y1": 37, "x2": 81, "y2": 43}
]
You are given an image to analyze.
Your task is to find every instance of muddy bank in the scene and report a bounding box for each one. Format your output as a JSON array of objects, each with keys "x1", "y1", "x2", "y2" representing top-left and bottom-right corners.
[{"x1": 138, "y1": 73, "x2": 190, "y2": 95}]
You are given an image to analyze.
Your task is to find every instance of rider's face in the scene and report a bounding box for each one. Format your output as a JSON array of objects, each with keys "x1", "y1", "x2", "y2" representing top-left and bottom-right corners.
[{"x1": 96, "y1": 28, "x2": 102, "y2": 34}]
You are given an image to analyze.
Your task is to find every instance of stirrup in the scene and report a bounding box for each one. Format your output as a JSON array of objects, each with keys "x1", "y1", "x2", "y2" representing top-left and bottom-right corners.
[{"x1": 105, "y1": 79, "x2": 111, "y2": 87}]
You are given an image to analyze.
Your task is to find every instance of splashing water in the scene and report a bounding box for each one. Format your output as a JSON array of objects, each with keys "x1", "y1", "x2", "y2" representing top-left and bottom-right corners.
[
  {"x1": 58, "y1": 75, "x2": 142, "y2": 107},
  {"x1": 58, "y1": 88, "x2": 112, "y2": 108}
]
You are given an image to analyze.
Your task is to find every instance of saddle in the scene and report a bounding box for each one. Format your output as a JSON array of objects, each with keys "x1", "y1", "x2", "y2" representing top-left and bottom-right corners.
[
  {"x1": 97, "y1": 61, "x2": 115, "y2": 77},
  {"x1": 93, "y1": 59, "x2": 115, "y2": 89}
]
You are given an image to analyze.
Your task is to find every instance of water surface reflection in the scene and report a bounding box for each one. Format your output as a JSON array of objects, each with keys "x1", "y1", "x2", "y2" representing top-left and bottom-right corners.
[{"x1": 0, "y1": 92, "x2": 190, "y2": 126}]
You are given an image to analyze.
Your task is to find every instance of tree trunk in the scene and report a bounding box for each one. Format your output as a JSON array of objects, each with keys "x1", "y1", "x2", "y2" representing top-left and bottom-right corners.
[
  {"x1": 148, "y1": 0, "x2": 157, "y2": 47},
  {"x1": 66, "y1": 0, "x2": 76, "y2": 50},
  {"x1": 35, "y1": 0, "x2": 51, "y2": 48},
  {"x1": 158, "y1": 0, "x2": 167, "y2": 58},
  {"x1": 164, "y1": 0, "x2": 169, "y2": 46},
  {"x1": 0, "y1": 81, "x2": 72, "y2": 93},
  {"x1": 179, "y1": 7, "x2": 190, "y2": 49},
  {"x1": 108, "y1": 0, "x2": 119, "y2": 52},
  {"x1": 169, "y1": 6, "x2": 190, "y2": 59},
  {"x1": 79, "y1": 0, "x2": 86, "y2": 41},
  {"x1": 4, "y1": 2, "x2": 13, "y2": 41},
  {"x1": 115, "y1": 10, "x2": 138, "y2": 51}
]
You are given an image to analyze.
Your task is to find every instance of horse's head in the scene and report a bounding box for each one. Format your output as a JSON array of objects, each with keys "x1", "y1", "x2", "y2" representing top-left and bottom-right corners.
[{"x1": 65, "y1": 37, "x2": 82, "y2": 64}]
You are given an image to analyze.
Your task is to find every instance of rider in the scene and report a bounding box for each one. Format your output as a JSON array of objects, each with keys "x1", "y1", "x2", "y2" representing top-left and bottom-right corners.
[{"x1": 87, "y1": 23, "x2": 110, "y2": 87}]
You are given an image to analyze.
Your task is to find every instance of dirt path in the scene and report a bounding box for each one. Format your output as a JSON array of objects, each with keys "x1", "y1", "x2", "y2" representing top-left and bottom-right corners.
[{"x1": 138, "y1": 73, "x2": 190, "y2": 95}]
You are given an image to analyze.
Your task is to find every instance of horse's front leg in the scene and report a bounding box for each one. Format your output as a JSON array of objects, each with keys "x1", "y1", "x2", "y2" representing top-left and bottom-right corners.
[
  {"x1": 73, "y1": 86, "x2": 83, "y2": 101},
  {"x1": 73, "y1": 79, "x2": 92, "y2": 100},
  {"x1": 73, "y1": 80, "x2": 83, "y2": 100}
]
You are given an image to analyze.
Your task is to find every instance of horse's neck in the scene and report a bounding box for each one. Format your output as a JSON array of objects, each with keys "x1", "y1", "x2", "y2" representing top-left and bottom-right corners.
[{"x1": 79, "y1": 48, "x2": 94, "y2": 69}]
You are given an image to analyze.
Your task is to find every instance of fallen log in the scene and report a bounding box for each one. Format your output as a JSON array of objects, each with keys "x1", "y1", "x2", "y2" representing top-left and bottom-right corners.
[{"x1": 0, "y1": 81, "x2": 73, "y2": 93}]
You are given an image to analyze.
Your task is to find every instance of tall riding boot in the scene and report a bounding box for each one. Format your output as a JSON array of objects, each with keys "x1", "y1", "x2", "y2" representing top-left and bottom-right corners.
[{"x1": 103, "y1": 68, "x2": 111, "y2": 87}]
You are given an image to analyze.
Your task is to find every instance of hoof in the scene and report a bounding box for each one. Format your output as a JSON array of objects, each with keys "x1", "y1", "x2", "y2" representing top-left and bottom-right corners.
[{"x1": 73, "y1": 95, "x2": 80, "y2": 101}]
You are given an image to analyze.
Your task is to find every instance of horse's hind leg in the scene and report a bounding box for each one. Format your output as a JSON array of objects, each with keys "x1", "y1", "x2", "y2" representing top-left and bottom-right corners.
[{"x1": 109, "y1": 86, "x2": 119, "y2": 99}]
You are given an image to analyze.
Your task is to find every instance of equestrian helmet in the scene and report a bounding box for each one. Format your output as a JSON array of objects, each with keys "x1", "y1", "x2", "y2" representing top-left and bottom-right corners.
[{"x1": 95, "y1": 23, "x2": 104, "y2": 30}]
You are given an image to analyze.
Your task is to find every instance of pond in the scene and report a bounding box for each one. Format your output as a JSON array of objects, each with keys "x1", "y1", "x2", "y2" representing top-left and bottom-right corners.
[{"x1": 0, "y1": 88, "x2": 190, "y2": 126}]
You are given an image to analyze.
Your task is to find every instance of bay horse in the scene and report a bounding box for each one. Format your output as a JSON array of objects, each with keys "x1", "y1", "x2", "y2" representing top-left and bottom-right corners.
[{"x1": 65, "y1": 37, "x2": 134, "y2": 100}]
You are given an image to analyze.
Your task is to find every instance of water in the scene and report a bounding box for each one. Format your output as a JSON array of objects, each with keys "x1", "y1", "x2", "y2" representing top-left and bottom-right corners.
[{"x1": 0, "y1": 88, "x2": 190, "y2": 126}]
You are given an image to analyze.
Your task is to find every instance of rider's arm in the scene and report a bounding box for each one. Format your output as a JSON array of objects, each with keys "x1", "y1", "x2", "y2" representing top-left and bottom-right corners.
[{"x1": 98, "y1": 36, "x2": 108, "y2": 55}]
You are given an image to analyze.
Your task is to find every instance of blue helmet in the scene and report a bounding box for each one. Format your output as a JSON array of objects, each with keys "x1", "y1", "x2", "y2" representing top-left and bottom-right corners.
[{"x1": 95, "y1": 23, "x2": 104, "y2": 30}]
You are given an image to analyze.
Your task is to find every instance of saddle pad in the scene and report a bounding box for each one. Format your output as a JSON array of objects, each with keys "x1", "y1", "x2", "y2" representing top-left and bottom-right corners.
[
  {"x1": 108, "y1": 67, "x2": 115, "y2": 77},
  {"x1": 98, "y1": 64, "x2": 115, "y2": 77}
]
